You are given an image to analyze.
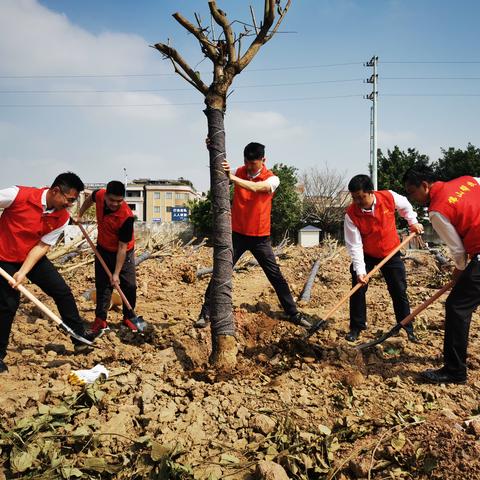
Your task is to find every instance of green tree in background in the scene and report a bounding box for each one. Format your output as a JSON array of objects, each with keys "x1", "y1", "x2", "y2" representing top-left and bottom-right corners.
[
  {"x1": 271, "y1": 163, "x2": 302, "y2": 244},
  {"x1": 377, "y1": 146, "x2": 430, "y2": 195},
  {"x1": 434, "y1": 143, "x2": 480, "y2": 180},
  {"x1": 189, "y1": 191, "x2": 213, "y2": 238}
]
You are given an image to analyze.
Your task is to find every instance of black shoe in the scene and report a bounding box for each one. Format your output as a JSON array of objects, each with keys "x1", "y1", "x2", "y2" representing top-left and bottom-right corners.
[
  {"x1": 420, "y1": 367, "x2": 466, "y2": 385},
  {"x1": 72, "y1": 329, "x2": 99, "y2": 353},
  {"x1": 0, "y1": 358, "x2": 7, "y2": 373},
  {"x1": 194, "y1": 307, "x2": 210, "y2": 329},
  {"x1": 406, "y1": 330, "x2": 419, "y2": 343},
  {"x1": 346, "y1": 329, "x2": 361, "y2": 342},
  {"x1": 290, "y1": 312, "x2": 314, "y2": 329}
]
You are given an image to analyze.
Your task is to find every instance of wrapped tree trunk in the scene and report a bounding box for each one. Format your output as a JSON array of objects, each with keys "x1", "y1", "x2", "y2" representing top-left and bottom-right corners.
[
  {"x1": 205, "y1": 106, "x2": 237, "y2": 366},
  {"x1": 154, "y1": 0, "x2": 292, "y2": 370}
]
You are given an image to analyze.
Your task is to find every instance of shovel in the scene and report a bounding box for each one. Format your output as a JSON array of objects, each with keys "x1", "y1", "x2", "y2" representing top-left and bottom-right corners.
[
  {"x1": 356, "y1": 279, "x2": 454, "y2": 350},
  {"x1": 305, "y1": 232, "x2": 417, "y2": 339},
  {"x1": 77, "y1": 223, "x2": 148, "y2": 333},
  {"x1": 0, "y1": 266, "x2": 93, "y2": 346}
]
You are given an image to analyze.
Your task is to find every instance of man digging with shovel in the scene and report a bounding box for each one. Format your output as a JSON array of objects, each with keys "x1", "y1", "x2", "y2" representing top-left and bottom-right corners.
[
  {"x1": 77, "y1": 181, "x2": 142, "y2": 335},
  {"x1": 404, "y1": 166, "x2": 480, "y2": 385},
  {"x1": 344, "y1": 174, "x2": 423, "y2": 342},
  {"x1": 0, "y1": 173, "x2": 98, "y2": 373}
]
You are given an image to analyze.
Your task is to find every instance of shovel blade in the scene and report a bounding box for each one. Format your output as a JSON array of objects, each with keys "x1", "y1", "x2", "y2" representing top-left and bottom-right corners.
[
  {"x1": 58, "y1": 322, "x2": 94, "y2": 346},
  {"x1": 129, "y1": 315, "x2": 148, "y2": 333},
  {"x1": 355, "y1": 324, "x2": 401, "y2": 350}
]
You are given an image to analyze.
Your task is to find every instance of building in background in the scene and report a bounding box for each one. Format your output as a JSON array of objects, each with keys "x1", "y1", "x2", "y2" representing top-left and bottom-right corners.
[
  {"x1": 142, "y1": 178, "x2": 200, "y2": 222},
  {"x1": 81, "y1": 178, "x2": 200, "y2": 223},
  {"x1": 125, "y1": 183, "x2": 144, "y2": 220}
]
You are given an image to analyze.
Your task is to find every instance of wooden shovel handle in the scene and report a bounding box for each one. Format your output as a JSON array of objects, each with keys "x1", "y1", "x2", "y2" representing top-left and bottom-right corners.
[
  {"x1": 0, "y1": 266, "x2": 62, "y2": 326},
  {"x1": 76, "y1": 223, "x2": 133, "y2": 311},
  {"x1": 322, "y1": 232, "x2": 417, "y2": 321},
  {"x1": 399, "y1": 279, "x2": 454, "y2": 328}
]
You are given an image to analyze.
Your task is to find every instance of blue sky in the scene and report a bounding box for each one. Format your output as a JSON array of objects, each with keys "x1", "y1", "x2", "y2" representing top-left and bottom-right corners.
[{"x1": 0, "y1": 0, "x2": 479, "y2": 191}]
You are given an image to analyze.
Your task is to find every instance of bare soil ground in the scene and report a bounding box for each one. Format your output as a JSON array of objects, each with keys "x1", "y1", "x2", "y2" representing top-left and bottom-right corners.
[{"x1": 1, "y1": 243, "x2": 480, "y2": 479}]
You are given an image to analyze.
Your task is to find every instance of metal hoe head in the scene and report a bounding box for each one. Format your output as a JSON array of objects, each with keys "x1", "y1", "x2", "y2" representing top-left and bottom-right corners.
[
  {"x1": 355, "y1": 323, "x2": 402, "y2": 350},
  {"x1": 303, "y1": 319, "x2": 328, "y2": 340}
]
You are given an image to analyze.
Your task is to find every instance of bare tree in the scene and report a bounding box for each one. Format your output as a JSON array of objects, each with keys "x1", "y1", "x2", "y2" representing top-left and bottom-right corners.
[
  {"x1": 301, "y1": 165, "x2": 350, "y2": 235},
  {"x1": 154, "y1": 1, "x2": 291, "y2": 370}
]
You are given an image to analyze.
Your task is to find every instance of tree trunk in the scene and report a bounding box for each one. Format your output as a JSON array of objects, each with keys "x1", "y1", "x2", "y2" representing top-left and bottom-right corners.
[{"x1": 204, "y1": 105, "x2": 236, "y2": 368}]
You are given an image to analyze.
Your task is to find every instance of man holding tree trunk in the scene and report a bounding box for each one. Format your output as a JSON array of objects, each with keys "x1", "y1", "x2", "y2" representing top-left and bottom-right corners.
[{"x1": 195, "y1": 141, "x2": 312, "y2": 331}]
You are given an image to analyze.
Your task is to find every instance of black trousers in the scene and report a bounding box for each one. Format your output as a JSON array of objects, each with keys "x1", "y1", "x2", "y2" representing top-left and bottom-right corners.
[
  {"x1": 443, "y1": 255, "x2": 480, "y2": 376},
  {"x1": 349, "y1": 252, "x2": 413, "y2": 333},
  {"x1": 95, "y1": 246, "x2": 136, "y2": 320},
  {"x1": 203, "y1": 232, "x2": 298, "y2": 317},
  {"x1": 0, "y1": 256, "x2": 86, "y2": 358}
]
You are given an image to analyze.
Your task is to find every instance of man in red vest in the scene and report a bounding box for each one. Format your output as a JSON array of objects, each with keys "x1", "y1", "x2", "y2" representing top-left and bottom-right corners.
[
  {"x1": 403, "y1": 166, "x2": 480, "y2": 384},
  {"x1": 77, "y1": 180, "x2": 138, "y2": 334},
  {"x1": 344, "y1": 174, "x2": 424, "y2": 342},
  {"x1": 195, "y1": 142, "x2": 312, "y2": 330},
  {"x1": 0, "y1": 172, "x2": 97, "y2": 373}
]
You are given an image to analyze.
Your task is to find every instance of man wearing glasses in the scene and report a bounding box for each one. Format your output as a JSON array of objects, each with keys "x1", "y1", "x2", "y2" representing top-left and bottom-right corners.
[{"x1": 0, "y1": 172, "x2": 97, "y2": 373}]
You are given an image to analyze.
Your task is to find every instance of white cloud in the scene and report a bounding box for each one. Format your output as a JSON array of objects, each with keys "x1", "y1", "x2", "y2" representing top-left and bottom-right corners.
[
  {"x1": 0, "y1": 0, "x2": 152, "y2": 74},
  {"x1": 0, "y1": 0, "x2": 178, "y2": 123},
  {"x1": 226, "y1": 109, "x2": 308, "y2": 141}
]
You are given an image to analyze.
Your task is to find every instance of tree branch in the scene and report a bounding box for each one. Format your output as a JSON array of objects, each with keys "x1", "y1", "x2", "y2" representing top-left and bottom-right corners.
[
  {"x1": 172, "y1": 12, "x2": 217, "y2": 60},
  {"x1": 153, "y1": 43, "x2": 209, "y2": 95},
  {"x1": 208, "y1": 1, "x2": 237, "y2": 65},
  {"x1": 238, "y1": 0, "x2": 291, "y2": 72}
]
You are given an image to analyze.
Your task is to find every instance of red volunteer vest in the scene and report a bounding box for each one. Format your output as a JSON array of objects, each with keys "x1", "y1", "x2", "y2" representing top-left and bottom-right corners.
[
  {"x1": 429, "y1": 176, "x2": 480, "y2": 255},
  {"x1": 231, "y1": 165, "x2": 275, "y2": 237},
  {"x1": 95, "y1": 189, "x2": 135, "y2": 252},
  {"x1": 347, "y1": 190, "x2": 400, "y2": 258},
  {"x1": 0, "y1": 186, "x2": 69, "y2": 263}
]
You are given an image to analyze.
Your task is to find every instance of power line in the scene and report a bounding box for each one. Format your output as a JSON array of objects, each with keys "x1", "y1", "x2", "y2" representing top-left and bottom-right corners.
[
  {"x1": 382, "y1": 93, "x2": 480, "y2": 97},
  {"x1": 0, "y1": 62, "x2": 363, "y2": 80},
  {"x1": 383, "y1": 76, "x2": 480, "y2": 80},
  {"x1": 0, "y1": 78, "x2": 364, "y2": 94},
  {"x1": 1, "y1": 60, "x2": 479, "y2": 79},
  {"x1": 2, "y1": 60, "x2": 480, "y2": 80},
  {"x1": 4, "y1": 76, "x2": 480, "y2": 95},
  {"x1": 0, "y1": 94, "x2": 363, "y2": 108},
  {"x1": 3, "y1": 92, "x2": 480, "y2": 108},
  {"x1": 381, "y1": 61, "x2": 480, "y2": 64}
]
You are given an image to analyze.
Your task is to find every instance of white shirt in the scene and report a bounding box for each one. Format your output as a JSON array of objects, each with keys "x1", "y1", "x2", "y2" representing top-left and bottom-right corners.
[
  {"x1": 429, "y1": 177, "x2": 480, "y2": 270},
  {"x1": 245, "y1": 168, "x2": 280, "y2": 193},
  {"x1": 344, "y1": 190, "x2": 418, "y2": 275},
  {"x1": 0, "y1": 186, "x2": 69, "y2": 246}
]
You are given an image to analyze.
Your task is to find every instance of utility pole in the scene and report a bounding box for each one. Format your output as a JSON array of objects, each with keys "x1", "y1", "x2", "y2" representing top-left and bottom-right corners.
[
  {"x1": 365, "y1": 55, "x2": 378, "y2": 190},
  {"x1": 123, "y1": 167, "x2": 128, "y2": 192}
]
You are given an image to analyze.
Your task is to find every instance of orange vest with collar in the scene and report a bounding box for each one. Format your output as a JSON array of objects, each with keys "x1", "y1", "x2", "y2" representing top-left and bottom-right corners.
[
  {"x1": 0, "y1": 186, "x2": 69, "y2": 262},
  {"x1": 347, "y1": 190, "x2": 400, "y2": 258},
  {"x1": 429, "y1": 176, "x2": 480, "y2": 256},
  {"x1": 95, "y1": 189, "x2": 135, "y2": 252},
  {"x1": 231, "y1": 165, "x2": 275, "y2": 237}
]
